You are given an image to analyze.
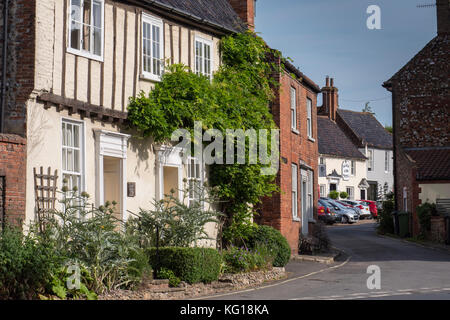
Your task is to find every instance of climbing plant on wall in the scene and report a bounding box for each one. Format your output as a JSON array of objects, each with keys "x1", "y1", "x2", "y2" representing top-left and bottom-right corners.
[{"x1": 127, "y1": 30, "x2": 284, "y2": 247}]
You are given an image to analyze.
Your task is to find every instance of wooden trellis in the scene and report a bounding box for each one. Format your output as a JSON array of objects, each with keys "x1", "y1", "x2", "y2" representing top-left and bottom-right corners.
[{"x1": 33, "y1": 167, "x2": 58, "y2": 231}]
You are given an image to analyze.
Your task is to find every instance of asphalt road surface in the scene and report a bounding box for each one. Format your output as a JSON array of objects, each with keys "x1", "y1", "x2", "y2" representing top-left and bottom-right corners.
[{"x1": 203, "y1": 222, "x2": 450, "y2": 300}]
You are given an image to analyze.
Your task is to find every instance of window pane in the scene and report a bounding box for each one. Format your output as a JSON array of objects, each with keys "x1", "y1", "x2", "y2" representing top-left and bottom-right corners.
[
  {"x1": 83, "y1": 24, "x2": 91, "y2": 51},
  {"x1": 93, "y1": 1, "x2": 102, "y2": 28},
  {"x1": 73, "y1": 125, "x2": 80, "y2": 148},
  {"x1": 93, "y1": 27, "x2": 101, "y2": 56},
  {"x1": 74, "y1": 150, "x2": 80, "y2": 173},
  {"x1": 70, "y1": 21, "x2": 81, "y2": 50},
  {"x1": 62, "y1": 148, "x2": 67, "y2": 171},
  {"x1": 83, "y1": 0, "x2": 92, "y2": 25},
  {"x1": 66, "y1": 124, "x2": 73, "y2": 147},
  {"x1": 67, "y1": 149, "x2": 74, "y2": 171},
  {"x1": 71, "y1": 0, "x2": 81, "y2": 22}
]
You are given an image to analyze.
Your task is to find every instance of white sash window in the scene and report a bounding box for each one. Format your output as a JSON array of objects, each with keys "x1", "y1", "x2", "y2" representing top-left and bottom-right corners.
[
  {"x1": 69, "y1": 0, "x2": 104, "y2": 60},
  {"x1": 142, "y1": 14, "x2": 164, "y2": 81}
]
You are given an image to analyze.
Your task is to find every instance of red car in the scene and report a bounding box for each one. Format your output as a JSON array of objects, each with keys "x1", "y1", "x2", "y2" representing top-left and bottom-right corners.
[{"x1": 359, "y1": 200, "x2": 378, "y2": 218}]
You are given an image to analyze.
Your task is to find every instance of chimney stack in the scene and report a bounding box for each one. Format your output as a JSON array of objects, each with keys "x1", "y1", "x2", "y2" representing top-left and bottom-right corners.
[
  {"x1": 321, "y1": 77, "x2": 339, "y2": 122},
  {"x1": 436, "y1": 0, "x2": 450, "y2": 35},
  {"x1": 227, "y1": 0, "x2": 256, "y2": 31}
]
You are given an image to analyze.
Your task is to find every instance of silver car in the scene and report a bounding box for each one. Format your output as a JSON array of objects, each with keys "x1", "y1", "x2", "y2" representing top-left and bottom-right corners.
[{"x1": 321, "y1": 198, "x2": 359, "y2": 224}]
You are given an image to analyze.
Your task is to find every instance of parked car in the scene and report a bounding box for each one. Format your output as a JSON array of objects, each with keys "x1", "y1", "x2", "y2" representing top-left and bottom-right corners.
[
  {"x1": 321, "y1": 198, "x2": 359, "y2": 224},
  {"x1": 318, "y1": 199, "x2": 338, "y2": 224},
  {"x1": 359, "y1": 200, "x2": 378, "y2": 218},
  {"x1": 341, "y1": 199, "x2": 371, "y2": 219},
  {"x1": 336, "y1": 200, "x2": 362, "y2": 216}
]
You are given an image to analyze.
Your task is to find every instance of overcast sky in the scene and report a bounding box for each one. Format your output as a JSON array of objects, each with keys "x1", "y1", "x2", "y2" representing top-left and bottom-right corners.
[{"x1": 255, "y1": 0, "x2": 438, "y2": 126}]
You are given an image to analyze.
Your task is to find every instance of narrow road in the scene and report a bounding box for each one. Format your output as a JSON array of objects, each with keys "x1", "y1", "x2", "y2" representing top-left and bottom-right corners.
[{"x1": 203, "y1": 222, "x2": 450, "y2": 300}]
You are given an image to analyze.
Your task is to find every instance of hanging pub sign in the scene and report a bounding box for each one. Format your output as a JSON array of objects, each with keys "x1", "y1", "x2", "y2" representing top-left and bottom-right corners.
[{"x1": 342, "y1": 160, "x2": 351, "y2": 181}]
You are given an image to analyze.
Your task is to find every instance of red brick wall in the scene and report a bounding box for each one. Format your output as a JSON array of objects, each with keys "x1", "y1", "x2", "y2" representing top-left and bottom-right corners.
[
  {"x1": 395, "y1": 147, "x2": 422, "y2": 236},
  {"x1": 0, "y1": 134, "x2": 26, "y2": 227},
  {"x1": 0, "y1": 0, "x2": 35, "y2": 136},
  {"x1": 259, "y1": 70, "x2": 319, "y2": 253}
]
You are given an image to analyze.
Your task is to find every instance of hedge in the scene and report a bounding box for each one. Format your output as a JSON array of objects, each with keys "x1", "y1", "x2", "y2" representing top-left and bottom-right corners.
[
  {"x1": 246, "y1": 225, "x2": 291, "y2": 267},
  {"x1": 146, "y1": 247, "x2": 222, "y2": 284}
]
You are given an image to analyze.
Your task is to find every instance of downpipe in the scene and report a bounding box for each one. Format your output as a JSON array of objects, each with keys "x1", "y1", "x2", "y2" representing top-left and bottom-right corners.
[{"x1": 0, "y1": 0, "x2": 9, "y2": 133}]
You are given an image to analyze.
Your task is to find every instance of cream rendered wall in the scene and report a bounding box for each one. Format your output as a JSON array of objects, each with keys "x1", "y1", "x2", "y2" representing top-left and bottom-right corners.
[
  {"x1": 318, "y1": 156, "x2": 367, "y2": 199},
  {"x1": 419, "y1": 184, "x2": 450, "y2": 204}
]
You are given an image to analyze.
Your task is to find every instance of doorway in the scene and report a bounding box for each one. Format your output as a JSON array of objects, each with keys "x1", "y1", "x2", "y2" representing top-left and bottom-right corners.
[
  {"x1": 360, "y1": 189, "x2": 366, "y2": 200},
  {"x1": 163, "y1": 166, "x2": 180, "y2": 200},
  {"x1": 103, "y1": 156, "x2": 122, "y2": 220}
]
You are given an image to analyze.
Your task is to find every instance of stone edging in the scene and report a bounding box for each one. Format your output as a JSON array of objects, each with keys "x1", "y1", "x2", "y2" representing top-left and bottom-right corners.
[
  {"x1": 291, "y1": 248, "x2": 342, "y2": 265},
  {"x1": 99, "y1": 267, "x2": 286, "y2": 300}
]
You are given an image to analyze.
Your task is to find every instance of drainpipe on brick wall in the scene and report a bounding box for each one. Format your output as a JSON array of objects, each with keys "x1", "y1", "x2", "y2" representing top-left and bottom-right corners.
[{"x1": 0, "y1": 0, "x2": 9, "y2": 133}]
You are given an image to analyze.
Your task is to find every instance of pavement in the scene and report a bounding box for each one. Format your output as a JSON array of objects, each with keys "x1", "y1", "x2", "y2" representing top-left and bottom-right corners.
[{"x1": 200, "y1": 221, "x2": 450, "y2": 300}]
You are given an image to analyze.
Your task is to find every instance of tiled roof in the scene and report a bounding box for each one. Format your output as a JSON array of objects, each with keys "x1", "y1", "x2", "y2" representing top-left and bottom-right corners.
[
  {"x1": 405, "y1": 148, "x2": 450, "y2": 181},
  {"x1": 337, "y1": 109, "x2": 393, "y2": 149},
  {"x1": 148, "y1": 0, "x2": 246, "y2": 32},
  {"x1": 317, "y1": 116, "x2": 367, "y2": 160}
]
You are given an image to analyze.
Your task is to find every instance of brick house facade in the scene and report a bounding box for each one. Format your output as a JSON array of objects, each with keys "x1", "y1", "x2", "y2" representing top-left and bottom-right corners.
[
  {"x1": 258, "y1": 60, "x2": 320, "y2": 253},
  {"x1": 383, "y1": 0, "x2": 450, "y2": 237}
]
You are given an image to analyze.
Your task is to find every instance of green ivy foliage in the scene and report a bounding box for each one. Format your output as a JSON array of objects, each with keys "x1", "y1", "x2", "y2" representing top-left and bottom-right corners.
[{"x1": 127, "y1": 31, "x2": 283, "y2": 246}]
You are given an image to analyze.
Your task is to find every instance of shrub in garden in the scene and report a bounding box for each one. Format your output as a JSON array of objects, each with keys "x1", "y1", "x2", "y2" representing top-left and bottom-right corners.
[
  {"x1": 416, "y1": 202, "x2": 438, "y2": 238},
  {"x1": 377, "y1": 196, "x2": 395, "y2": 235},
  {"x1": 339, "y1": 191, "x2": 348, "y2": 199},
  {"x1": 246, "y1": 225, "x2": 291, "y2": 267},
  {"x1": 221, "y1": 245, "x2": 272, "y2": 274},
  {"x1": 156, "y1": 268, "x2": 181, "y2": 288},
  {"x1": 127, "y1": 182, "x2": 221, "y2": 248},
  {"x1": 39, "y1": 186, "x2": 150, "y2": 295},
  {"x1": 0, "y1": 226, "x2": 61, "y2": 299},
  {"x1": 328, "y1": 191, "x2": 339, "y2": 200},
  {"x1": 146, "y1": 247, "x2": 222, "y2": 284}
]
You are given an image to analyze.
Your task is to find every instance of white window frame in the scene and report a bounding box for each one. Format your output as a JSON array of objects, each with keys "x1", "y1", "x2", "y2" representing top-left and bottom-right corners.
[
  {"x1": 368, "y1": 149, "x2": 374, "y2": 172},
  {"x1": 61, "y1": 118, "x2": 86, "y2": 194},
  {"x1": 307, "y1": 98, "x2": 313, "y2": 139},
  {"x1": 141, "y1": 13, "x2": 164, "y2": 81},
  {"x1": 290, "y1": 87, "x2": 297, "y2": 132},
  {"x1": 292, "y1": 164, "x2": 298, "y2": 220},
  {"x1": 187, "y1": 156, "x2": 204, "y2": 208},
  {"x1": 67, "y1": 0, "x2": 105, "y2": 61},
  {"x1": 351, "y1": 160, "x2": 356, "y2": 176},
  {"x1": 385, "y1": 151, "x2": 390, "y2": 173},
  {"x1": 320, "y1": 184, "x2": 326, "y2": 197},
  {"x1": 195, "y1": 36, "x2": 213, "y2": 79},
  {"x1": 346, "y1": 186, "x2": 354, "y2": 200}
]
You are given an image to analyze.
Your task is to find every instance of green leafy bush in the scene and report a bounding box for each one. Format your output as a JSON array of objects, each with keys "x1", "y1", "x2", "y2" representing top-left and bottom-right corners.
[
  {"x1": 40, "y1": 187, "x2": 148, "y2": 294},
  {"x1": 221, "y1": 245, "x2": 272, "y2": 274},
  {"x1": 146, "y1": 247, "x2": 222, "y2": 284},
  {"x1": 377, "y1": 197, "x2": 395, "y2": 235},
  {"x1": 416, "y1": 202, "x2": 437, "y2": 238},
  {"x1": 339, "y1": 191, "x2": 348, "y2": 199},
  {"x1": 0, "y1": 226, "x2": 61, "y2": 299},
  {"x1": 157, "y1": 268, "x2": 181, "y2": 288},
  {"x1": 328, "y1": 191, "x2": 339, "y2": 200},
  {"x1": 246, "y1": 225, "x2": 291, "y2": 267}
]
